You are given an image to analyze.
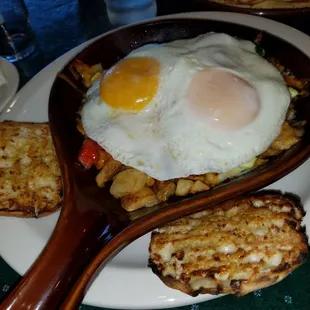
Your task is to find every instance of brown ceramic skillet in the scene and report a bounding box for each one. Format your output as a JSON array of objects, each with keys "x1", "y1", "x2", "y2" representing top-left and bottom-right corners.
[{"x1": 2, "y1": 18, "x2": 310, "y2": 310}]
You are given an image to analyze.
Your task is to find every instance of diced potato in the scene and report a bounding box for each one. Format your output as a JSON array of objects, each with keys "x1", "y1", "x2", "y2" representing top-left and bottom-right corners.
[
  {"x1": 121, "y1": 187, "x2": 159, "y2": 211},
  {"x1": 95, "y1": 150, "x2": 112, "y2": 170},
  {"x1": 153, "y1": 180, "x2": 176, "y2": 202},
  {"x1": 254, "y1": 158, "x2": 267, "y2": 167},
  {"x1": 175, "y1": 179, "x2": 194, "y2": 196},
  {"x1": 186, "y1": 175, "x2": 205, "y2": 182},
  {"x1": 190, "y1": 180, "x2": 210, "y2": 194},
  {"x1": 146, "y1": 176, "x2": 155, "y2": 187},
  {"x1": 239, "y1": 158, "x2": 257, "y2": 170},
  {"x1": 110, "y1": 168, "x2": 147, "y2": 198},
  {"x1": 260, "y1": 122, "x2": 301, "y2": 158},
  {"x1": 90, "y1": 72, "x2": 102, "y2": 84},
  {"x1": 204, "y1": 173, "x2": 219, "y2": 187},
  {"x1": 90, "y1": 63, "x2": 104, "y2": 75},
  {"x1": 96, "y1": 159, "x2": 122, "y2": 188}
]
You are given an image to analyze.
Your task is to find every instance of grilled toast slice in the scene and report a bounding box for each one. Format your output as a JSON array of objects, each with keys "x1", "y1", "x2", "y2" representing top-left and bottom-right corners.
[
  {"x1": 0, "y1": 121, "x2": 62, "y2": 217},
  {"x1": 149, "y1": 192, "x2": 308, "y2": 296}
]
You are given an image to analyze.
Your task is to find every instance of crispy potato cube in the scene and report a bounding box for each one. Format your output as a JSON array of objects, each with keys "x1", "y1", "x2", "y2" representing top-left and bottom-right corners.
[
  {"x1": 110, "y1": 168, "x2": 147, "y2": 198},
  {"x1": 254, "y1": 158, "x2": 267, "y2": 167},
  {"x1": 190, "y1": 180, "x2": 210, "y2": 194},
  {"x1": 90, "y1": 72, "x2": 102, "y2": 84},
  {"x1": 270, "y1": 122, "x2": 301, "y2": 150},
  {"x1": 146, "y1": 176, "x2": 155, "y2": 187},
  {"x1": 96, "y1": 160, "x2": 122, "y2": 188},
  {"x1": 175, "y1": 179, "x2": 194, "y2": 196},
  {"x1": 153, "y1": 180, "x2": 176, "y2": 202},
  {"x1": 186, "y1": 175, "x2": 205, "y2": 182},
  {"x1": 204, "y1": 173, "x2": 219, "y2": 187},
  {"x1": 95, "y1": 150, "x2": 112, "y2": 170},
  {"x1": 121, "y1": 187, "x2": 159, "y2": 211},
  {"x1": 260, "y1": 122, "x2": 301, "y2": 158}
]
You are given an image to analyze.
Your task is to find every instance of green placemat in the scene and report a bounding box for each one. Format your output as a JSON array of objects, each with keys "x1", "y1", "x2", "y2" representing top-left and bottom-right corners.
[{"x1": 1, "y1": 255, "x2": 309, "y2": 309}]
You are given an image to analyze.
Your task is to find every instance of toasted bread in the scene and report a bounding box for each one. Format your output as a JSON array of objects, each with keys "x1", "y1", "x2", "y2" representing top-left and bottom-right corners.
[
  {"x1": 0, "y1": 121, "x2": 62, "y2": 217},
  {"x1": 149, "y1": 192, "x2": 308, "y2": 296}
]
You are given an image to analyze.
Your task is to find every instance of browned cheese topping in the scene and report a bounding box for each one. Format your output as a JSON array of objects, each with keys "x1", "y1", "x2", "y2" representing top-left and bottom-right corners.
[{"x1": 149, "y1": 194, "x2": 308, "y2": 296}]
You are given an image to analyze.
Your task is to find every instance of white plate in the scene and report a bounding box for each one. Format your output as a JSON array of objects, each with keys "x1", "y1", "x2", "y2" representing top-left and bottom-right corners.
[
  {"x1": 0, "y1": 57, "x2": 19, "y2": 113},
  {"x1": 1, "y1": 12, "x2": 310, "y2": 310}
]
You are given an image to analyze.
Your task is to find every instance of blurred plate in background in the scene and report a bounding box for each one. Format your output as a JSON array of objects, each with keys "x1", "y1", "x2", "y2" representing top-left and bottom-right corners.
[
  {"x1": 0, "y1": 58, "x2": 19, "y2": 113},
  {"x1": 192, "y1": 0, "x2": 310, "y2": 28}
]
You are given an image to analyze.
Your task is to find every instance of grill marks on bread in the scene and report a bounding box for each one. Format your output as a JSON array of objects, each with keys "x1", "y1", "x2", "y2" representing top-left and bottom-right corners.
[
  {"x1": 149, "y1": 193, "x2": 308, "y2": 296},
  {"x1": 0, "y1": 121, "x2": 62, "y2": 217}
]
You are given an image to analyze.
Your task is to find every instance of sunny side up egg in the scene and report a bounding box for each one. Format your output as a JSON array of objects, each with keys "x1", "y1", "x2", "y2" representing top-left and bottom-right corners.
[{"x1": 81, "y1": 33, "x2": 290, "y2": 181}]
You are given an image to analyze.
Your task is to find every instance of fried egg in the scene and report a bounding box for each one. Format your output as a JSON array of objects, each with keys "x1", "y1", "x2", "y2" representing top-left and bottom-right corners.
[{"x1": 81, "y1": 33, "x2": 290, "y2": 181}]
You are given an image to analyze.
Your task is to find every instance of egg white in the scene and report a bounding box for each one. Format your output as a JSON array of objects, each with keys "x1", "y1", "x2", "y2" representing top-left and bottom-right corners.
[{"x1": 159, "y1": 33, "x2": 291, "y2": 176}]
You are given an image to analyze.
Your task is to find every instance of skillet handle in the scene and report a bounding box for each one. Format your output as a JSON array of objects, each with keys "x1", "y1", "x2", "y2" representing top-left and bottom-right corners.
[
  {"x1": 0, "y1": 195, "x2": 125, "y2": 310},
  {"x1": 60, "y1": 232, "x2": 131, "y2": 309}
]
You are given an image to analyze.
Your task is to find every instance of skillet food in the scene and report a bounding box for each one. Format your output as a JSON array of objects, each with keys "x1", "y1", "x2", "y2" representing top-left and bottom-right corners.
[{"x1": 69, "y1": 32, "x2": 309, "y2": 212}]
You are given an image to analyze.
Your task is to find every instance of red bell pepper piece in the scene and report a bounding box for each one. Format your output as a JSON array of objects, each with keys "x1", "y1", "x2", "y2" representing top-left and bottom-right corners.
[{"x1": 78, "y1": 139, "x2": 101, "y2": 169}]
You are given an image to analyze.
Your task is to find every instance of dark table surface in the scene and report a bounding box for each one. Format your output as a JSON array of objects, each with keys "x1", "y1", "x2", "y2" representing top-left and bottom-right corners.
[{"x1": 1, "y1": 1, "x2": 310, "y2": 309}]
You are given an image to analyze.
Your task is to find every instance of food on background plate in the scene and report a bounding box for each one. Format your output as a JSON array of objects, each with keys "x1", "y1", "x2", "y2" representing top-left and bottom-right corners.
[
  {"x1": 148, "y1": 192, "x2": 308, "y2": 296},
  {"x1": 207, "y1": 0, "x2": 310, "y2": 9},
  {"x1": 0, "y1": 121, "x2": 62, "y2": 217},
  {"x1": 74, "y1": 31, "x2": 308, "y2": 212}
]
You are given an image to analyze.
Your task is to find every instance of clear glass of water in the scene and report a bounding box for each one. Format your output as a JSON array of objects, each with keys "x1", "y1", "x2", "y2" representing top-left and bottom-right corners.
[
  {"x1": 0, "y1": 0, "x2": 37, "y2": 62},
  {"x1": 104, "y1": 0, "x2": 157, "y2": 27}
]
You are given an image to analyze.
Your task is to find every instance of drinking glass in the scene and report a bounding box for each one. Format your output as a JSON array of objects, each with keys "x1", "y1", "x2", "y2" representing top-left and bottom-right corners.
[
  {"x1": 0, "y1": 0, "x2": 37, "y2": 62},
  {"x1": 104, "y1": 0, "x2": 157, "y2": 26}
]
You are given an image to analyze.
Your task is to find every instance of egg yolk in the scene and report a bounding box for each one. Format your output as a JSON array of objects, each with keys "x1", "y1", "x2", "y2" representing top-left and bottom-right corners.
[
  {"x1": 186, "y1": 69, "x2": 260, "y2": 131},
  {"x1": 100, "y1": 57, "x2": 160, "y2": 112}
]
